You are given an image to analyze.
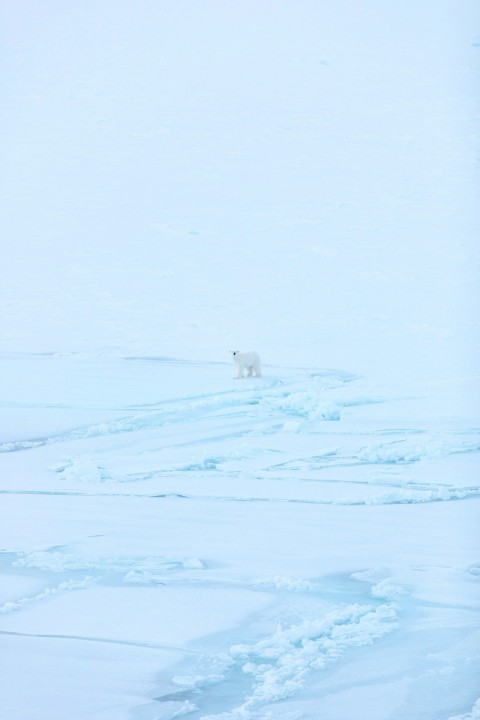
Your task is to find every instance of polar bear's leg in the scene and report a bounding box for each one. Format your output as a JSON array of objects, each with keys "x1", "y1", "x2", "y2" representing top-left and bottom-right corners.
[
  {"x1": 234, "y1": 361, "x2": 244, "y2": 379},
  {"x1": 253, "y1": 360, "x2": 262, "y2": 377},
  {"x1": 247, "y1": 366, "x2": 254, "y2": 376}
]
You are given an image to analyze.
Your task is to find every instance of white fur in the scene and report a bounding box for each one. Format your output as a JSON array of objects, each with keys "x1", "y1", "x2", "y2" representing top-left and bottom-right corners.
[{"x1": 231, "y1": 350, "x2": 262, "y2": 379}]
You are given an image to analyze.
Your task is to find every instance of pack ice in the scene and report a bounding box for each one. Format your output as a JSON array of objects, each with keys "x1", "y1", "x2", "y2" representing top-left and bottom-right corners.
[{"x1": 1, "y1": 1, "x2": 479, "y2": 719}]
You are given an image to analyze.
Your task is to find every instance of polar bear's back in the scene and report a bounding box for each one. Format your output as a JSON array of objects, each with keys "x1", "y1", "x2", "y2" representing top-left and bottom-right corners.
[{"x1": 241, "y1": 351, "x2": 260, "y2": 366}]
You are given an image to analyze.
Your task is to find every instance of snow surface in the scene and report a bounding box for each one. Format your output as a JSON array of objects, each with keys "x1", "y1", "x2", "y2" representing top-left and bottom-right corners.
[{"x1": 1, "y1": 1, "x2": 479, "y2": 719}]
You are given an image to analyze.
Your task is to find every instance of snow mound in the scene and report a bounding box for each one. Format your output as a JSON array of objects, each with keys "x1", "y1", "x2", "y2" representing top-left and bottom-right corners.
[
  {"x1": 252, "y1": 576, "x2": 318, "y2": 592},
  {"x1": 447, "y1": 699, "x2": 480, "y2": 720},
  {"x1": 262, "y1": 391, "x2": 341, "y2": 421},
  {"x1": 13, "y1": 551, "x2": 204, "y2": 575},
  {"x1": 0, "y1": 577, "x2": 93, "y2": 615},
  {"x1": 357, "y1": 439, "x2": 480, "y2": 465},
  {"x1": 53, "y1": 457, "x2": 110, "y2": 483},
  {"x1": 198, "y1": 602, "x2": 398, "y2": 718}
]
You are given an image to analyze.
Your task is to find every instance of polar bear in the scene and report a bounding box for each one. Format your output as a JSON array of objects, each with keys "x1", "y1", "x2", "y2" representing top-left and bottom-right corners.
[{"x1": 231, "y1": 350, "x2": 262, "y2": 379}]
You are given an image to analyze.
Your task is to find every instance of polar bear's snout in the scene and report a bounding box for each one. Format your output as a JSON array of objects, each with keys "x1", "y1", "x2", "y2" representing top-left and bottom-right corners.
[{"x1": 230, "y1": 350, "x2": 262, "y2": 379}]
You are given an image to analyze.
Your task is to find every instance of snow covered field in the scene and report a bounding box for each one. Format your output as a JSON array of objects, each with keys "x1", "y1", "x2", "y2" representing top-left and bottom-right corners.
[
  {"x1": 1, "y1": 2, "x2": 479, "y2": 719},
  {"x1": 1, "y1": 356, "x2": 479, "y2": 719}
]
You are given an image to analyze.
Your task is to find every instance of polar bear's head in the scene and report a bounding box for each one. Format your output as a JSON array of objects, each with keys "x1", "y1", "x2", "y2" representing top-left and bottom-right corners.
[{"x1": 230, "y1": 350, "x2": 240, "y2": 357}]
